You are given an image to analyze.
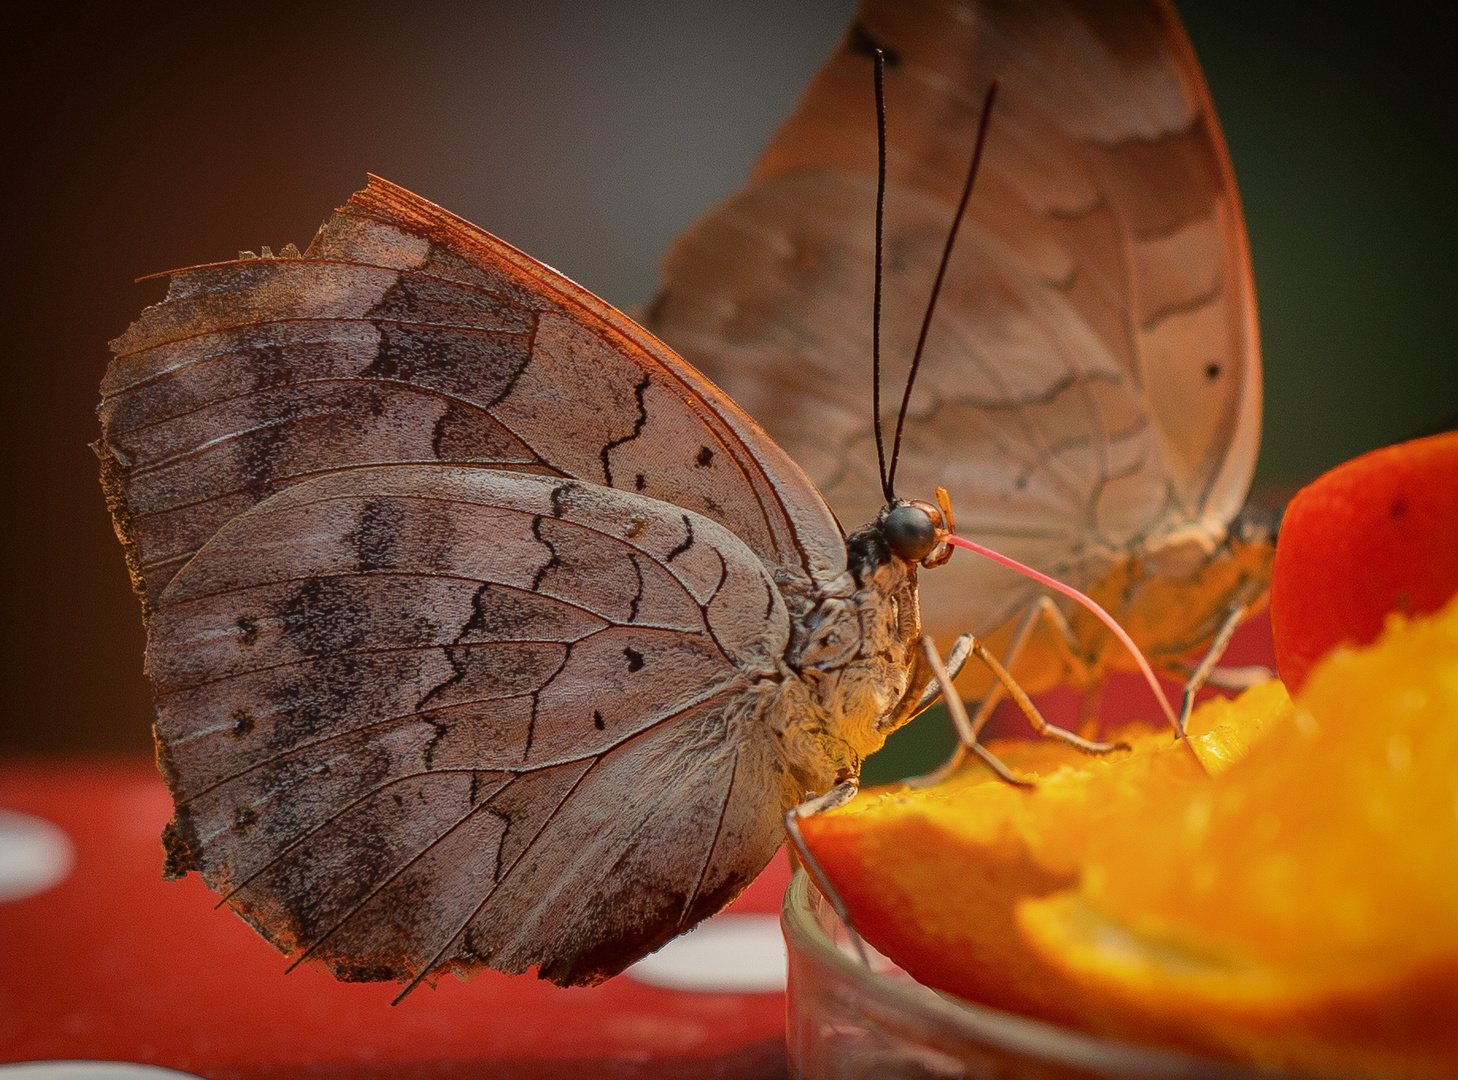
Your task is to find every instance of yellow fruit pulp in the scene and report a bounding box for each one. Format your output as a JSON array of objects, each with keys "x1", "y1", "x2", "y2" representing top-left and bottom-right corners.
[{"x1": 801, "y1": 595, "x2": 1458, "y2": 1077}]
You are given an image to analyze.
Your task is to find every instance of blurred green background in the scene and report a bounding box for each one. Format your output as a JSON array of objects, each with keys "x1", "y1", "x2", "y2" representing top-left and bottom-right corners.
[
  {"x1": 1182, "y1": 1, "x2": 1457, "y2": 480},
  {"x1": 1, "y1": 2, "x2": 1454, "y2": 755}
]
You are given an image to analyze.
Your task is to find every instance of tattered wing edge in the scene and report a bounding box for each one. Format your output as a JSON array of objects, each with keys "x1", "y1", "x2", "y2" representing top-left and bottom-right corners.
[{"x1": 93, "y1": 438, "x2": 154, "y2": 622}]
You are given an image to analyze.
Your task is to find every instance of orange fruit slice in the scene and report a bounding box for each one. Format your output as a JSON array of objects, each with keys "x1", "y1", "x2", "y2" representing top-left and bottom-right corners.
[
  {"x1": 1271, "y1": 430, "x2": 1458, "y2": 693},
  {"x1": 801, "y1": 596, "x2": 1458, "y2": 1076}
]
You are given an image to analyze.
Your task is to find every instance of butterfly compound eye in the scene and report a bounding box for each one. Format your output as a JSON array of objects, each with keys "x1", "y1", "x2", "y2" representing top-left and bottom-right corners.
[{"x1": 883, "y1": 504, "x2": 939, "y2": 563}]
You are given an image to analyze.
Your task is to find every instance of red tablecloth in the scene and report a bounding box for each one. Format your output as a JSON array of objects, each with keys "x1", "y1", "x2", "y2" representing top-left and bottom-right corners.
[{"x1": 0, "y1": 760, "x2": 790, "y2": 1079}]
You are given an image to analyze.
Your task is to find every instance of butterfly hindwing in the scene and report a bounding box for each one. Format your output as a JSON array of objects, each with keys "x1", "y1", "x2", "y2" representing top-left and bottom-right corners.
[{"x1": 147, "y1": 464, "x2": 797, "y2": 986}]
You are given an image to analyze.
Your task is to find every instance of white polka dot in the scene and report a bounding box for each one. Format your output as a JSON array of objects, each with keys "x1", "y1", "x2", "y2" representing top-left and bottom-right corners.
[
  {"x1": 0, "y1": 810, "x2": 74, "y2": 902},
  {"x1": 625, "y1": 912, "x2": 786, "y2": 993},
  {"x1": 0, "y1": 1064, "x2": 203, "y2": 1080}
]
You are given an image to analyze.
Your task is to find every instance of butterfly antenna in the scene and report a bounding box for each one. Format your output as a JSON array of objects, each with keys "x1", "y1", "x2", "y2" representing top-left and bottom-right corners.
[
  {"x1": 886, "y1": 80, "x2": 998, "y2": 495},
  {"x1": 871, "y1": 46, "x2": 893, "y2": 504}
]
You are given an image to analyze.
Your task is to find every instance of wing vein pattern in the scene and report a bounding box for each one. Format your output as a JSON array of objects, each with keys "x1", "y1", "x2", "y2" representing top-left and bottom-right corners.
[
  {"x1": 648, "y1": 0, "x2": 1261, "y2": 651},
  {"x1": 97, "y1": 178, "x2": 835, "y2": 987}
]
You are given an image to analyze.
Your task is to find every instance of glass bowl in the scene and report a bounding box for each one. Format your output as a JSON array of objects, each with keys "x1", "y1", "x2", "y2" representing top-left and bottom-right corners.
[{"x1": 781, "y1": 871, "x2": 1324, "y2": 1079}]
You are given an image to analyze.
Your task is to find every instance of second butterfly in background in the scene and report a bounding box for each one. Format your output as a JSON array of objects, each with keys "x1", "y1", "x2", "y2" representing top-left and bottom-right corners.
[{"x1": 648, "y1": 0, "x2": 1278, "y2": 749}]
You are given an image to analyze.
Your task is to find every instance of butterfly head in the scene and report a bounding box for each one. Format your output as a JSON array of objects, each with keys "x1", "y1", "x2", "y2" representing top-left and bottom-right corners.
[
  {"x1": 880, "y1": 487, "x2": 955, "y2": 570},
  {"x1": 805, "y1": 490, "x2": 958, "y2": 760}
]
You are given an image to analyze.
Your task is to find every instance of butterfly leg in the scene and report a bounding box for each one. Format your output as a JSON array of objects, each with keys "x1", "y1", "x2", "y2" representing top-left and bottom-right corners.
[
  {"x1": 1023, "y1": 596, "x2": 1115, "y2": 739},
  {"x1": 910, "y1": 632, "x2": 974, "y2": 713},
  {"x1": 912, "y1": 634, "x2": 1034, "y2": 789},
  {"x1": 962, "y1": 633, "x2": 1127, "y2": 755},
  {"x1": 1030, "y1": 595, "x2": 1098, "y2": 688},
  {"x1": 969, "y1": 596, "x2": 1106, "y2": 738},
  {"x1": 907, "y1": 604, "x2": 1043, "y2": 787},
  {"x1": 1176, "y1": 604, "x2": 1265, "y2": 729},
  {"x1": 784, "y1": 779, "x2": 869, "y2": 965},
  {"x1": 965, "y1": 598, "x2": 1054, "y2": 740},
  {"x1": 910, "y1": 597, "x2": 1121, "y2": 789}
]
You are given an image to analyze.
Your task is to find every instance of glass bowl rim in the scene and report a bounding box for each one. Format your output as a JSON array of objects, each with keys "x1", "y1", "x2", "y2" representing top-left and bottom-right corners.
[{"x1": 780, "y1": 869, "x2": 1330, "y2": 1079}]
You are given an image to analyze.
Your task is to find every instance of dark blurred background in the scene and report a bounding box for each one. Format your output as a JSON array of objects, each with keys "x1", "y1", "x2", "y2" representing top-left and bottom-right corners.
[{"x1": 2, "y1": 2, "x2": 1454, "y2": 756}]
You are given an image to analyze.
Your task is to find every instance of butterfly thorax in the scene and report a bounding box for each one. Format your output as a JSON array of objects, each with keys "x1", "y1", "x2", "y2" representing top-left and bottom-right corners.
[{"x1": 769, "y1": 510, "x2": 935, "y2": 800}]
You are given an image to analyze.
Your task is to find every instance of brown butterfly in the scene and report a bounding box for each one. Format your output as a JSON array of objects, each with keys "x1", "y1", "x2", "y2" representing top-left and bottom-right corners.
[
  {"x1": 96, "y1": 176, "x2": 953, "y2": 991},
  {"x1": 648, "y1": 0, "x2": 1276, "y2": 735}
]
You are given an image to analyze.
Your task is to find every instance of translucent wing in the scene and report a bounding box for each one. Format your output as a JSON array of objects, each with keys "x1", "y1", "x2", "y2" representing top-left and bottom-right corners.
[
  {"x1": 647, "y1": 0, "x2": 1260, "y2": 647},
  {"x1": 149, "y1": 466, "x2": 798, "y2": 987},
  {"x1": 98, "y1": 176, "x2": 844, "y2": 619}
]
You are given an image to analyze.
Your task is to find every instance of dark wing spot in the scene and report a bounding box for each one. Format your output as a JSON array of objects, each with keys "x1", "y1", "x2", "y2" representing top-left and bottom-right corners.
[
  {"x1": 635, "y1": 473, "x2": 646, "y2": 492},
  {"x1": 236, "y1": 615, "x2": 260, "y2": 646},
  {"x1": 240, "y1": 420, "x2": 289, "y2": 489},
  {"x1": 623, "y1": 647, "x2": 645, "y2": 672},
  {"x1": 422, "y1": 717, "x2": 449, "y2": 768},
  {"x1": 250, "y1": 344, "x2": 294, "y2": 393},
  {"x1": 231, "y1": 806, "x2": 257, "y2": 832},
  {"x1": 695, "y1": 446, "x2": 713, "y2": 467},
  {"x1": 1391, "y1": 496, "x2": 1409, "y2": 519},
  {"x1": 1205, "y1": 362, "x2": 1221, "y2": 380},
  {"x1": 229, "y1": 707, "x2": 255, "y2": 739},
  {"x1": 489, "y1": 806, "x2": 514, "y2": 883},
  {"x1": 593, "y1": 710, "x2": 605, "y2": 730},
  {"x1": 627, "y1": 554, "x2": 644, "y2": 623},
  {"x1": 414, "y1": 581, "x2": 498, "y2": 713},
  {"x1": 550, "y1": 482, "x2": 581, "y2": 519}
]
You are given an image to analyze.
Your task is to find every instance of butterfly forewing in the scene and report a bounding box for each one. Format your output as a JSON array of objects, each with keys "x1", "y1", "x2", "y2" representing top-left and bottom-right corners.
[
  {"x1": 145, "y1": 465, "x2": 798, "y2": 986},
  {"x1": 647, "y1": 0, "x2": 1260, "y2": 655},
  {"x1": 98, "y1": 177, "x2": 844, "y2": 615}
]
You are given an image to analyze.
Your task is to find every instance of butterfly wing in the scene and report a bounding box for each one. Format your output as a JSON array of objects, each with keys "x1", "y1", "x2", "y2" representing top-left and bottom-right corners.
[
  {"x1": 98, "y1": 176, "x2": 844, "y2": 618},
  {"x1": 148, "y1": 465, "x2": 798, "y2": 987},
  {"x1": 647, "y1": 0, "x2": 1259, "y2": 649},
  {"x1": 97, "y1": 178, "x2": 845, "y2": 987}
]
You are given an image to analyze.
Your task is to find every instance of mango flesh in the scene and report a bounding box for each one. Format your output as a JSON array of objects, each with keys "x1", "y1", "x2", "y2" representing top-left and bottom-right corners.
[{"x1": 801, "y1": 596, "x2": 1458, "y2": 1077}]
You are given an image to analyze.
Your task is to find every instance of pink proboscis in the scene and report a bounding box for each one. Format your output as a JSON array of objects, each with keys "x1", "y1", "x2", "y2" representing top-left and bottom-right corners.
[{"x1": 944, "y1": 534, "x2": 1189, "y2": 745}]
